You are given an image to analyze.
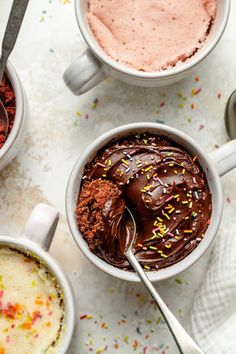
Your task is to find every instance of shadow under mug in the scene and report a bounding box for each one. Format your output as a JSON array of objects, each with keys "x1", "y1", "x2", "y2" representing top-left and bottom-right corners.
[
  {"x1": 63, "y1": 0, "x2": 230, "y2": 95},
  {"x1": 66, "y1": 122, "x2": 236, "y2": 282},
  {"x1": 0, "y1": 204, "x2": 75, "y2": 353}
]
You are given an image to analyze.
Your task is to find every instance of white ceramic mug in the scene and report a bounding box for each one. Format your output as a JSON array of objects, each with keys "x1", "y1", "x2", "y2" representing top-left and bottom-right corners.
[
  {"x1": 0, "y1": 203, "x2": 75, "y2": 353},
  {"x1": 66, "y1": 122, "x2": 236, "y2": 282},
  {"x1": 63, "y1": 0, "x2": 230, "y2": 95},
  {"x1": 0, "y1": 60, "x2": 28, "y2": 170}
]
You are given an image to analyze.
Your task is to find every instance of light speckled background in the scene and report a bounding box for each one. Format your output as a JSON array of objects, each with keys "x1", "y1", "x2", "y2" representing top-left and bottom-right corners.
[{"x1": 0, "y1": 1, "x2": 236, "y2": 353}]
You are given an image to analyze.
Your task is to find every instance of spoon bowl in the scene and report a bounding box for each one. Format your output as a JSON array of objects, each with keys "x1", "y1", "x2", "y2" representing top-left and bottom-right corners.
[
  {"x1": 225, "y1": 89, "x2": 236, "y2": 140},
  {"x1": 0, "y1": 99, "x2": 9, "y2": 138}
]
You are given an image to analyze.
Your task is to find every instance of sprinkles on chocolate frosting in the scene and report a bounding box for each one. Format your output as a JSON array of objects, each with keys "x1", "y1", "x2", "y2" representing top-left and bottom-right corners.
[{"x1": 77, "y1": 133, "x2": 212, "y2": 271}]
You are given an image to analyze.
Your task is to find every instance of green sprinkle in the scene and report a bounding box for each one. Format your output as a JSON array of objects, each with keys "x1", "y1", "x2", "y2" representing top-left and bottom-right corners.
[{"x1": 149, "y1": 246, "x2": 157, "y2": 250}]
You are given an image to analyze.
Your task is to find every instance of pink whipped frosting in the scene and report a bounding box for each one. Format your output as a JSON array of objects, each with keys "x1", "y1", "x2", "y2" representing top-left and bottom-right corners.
[{"x1": 87, "y1": 0, "x2": 216, "y2": 72}]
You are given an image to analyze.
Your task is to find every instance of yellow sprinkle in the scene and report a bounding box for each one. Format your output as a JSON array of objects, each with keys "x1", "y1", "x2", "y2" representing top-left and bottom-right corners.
[
  {"x1": 144, "y1": 166, "x2": 153, "y2": 172},
  {"x1": 167, "y1": 152, "x2": 173, "y2": 156},
  {"x1": 174, "y1": 170, "x2": 178, "y2": 175},
  {"x1": 161, "y1": 253, "x2": 168, "y2": 258},
  {"x1": 144, "y1": 265, "x2": 151, "y2": 270},
  {"x1": 145, "y1": 185, "x2": 152, "y2": 190},
  {"x1": 189, "y1": 202, "x2": 193, "y2": 208},
  {"x1": 149, "y1": 246, "x2": 157, "y2": 250},
  {"x1": 165, "y1": 244, "x2": 172, "y2": 249},
  {"x1": 157, "y1": 250, "x2": 163, "y2": 254},
  {"x1": 157, "y1": 217, "x2": 163, "y2": 222},
  {"x1": 184, "y1": 230, "x2": 193, "y2": 234},
  {"x1": 182, "y1": 169, "x2": 186, "y2": 174},
  {"x1": 102, "y1": 174, "x2": 107, "y2": 178},
  {"x1": 168, "y1": 208, "x2": 175, "y2": 214},
  {"x1": 76, "y1": 111, "x2": 82, "y2": 117},
  {"x1": 121, "y1": 159, "x2": 129, "y2": 166},
  {"x1": 193, "y1": 156, "x2": 197, "y2": 162},
  {"x1": 182, "y1": 201, "x2": 189, "y2": 205},
  {"x1": 164, "y1": 213, "x2": 170, "y2": 220},
  {"x1": 169, "y1": 163, "x2": 174, "y2": 167},
  {"x1": 179, "y1": 103, "x2": 185, "y2": 109},
  {"x1": 146, "y1": 174, "x2": 150, "y2": 180},
  {"x1": 151, "y1": 234, "x2": 158, "y2": 240},
  {"x1": 174, "y1": 194, "x2": 180, "y2": 198},
  {"x1": 96, "y1": 349, "x2": 104, "y2": 354},
  {"x1": 124, "y1": 335, "x2": 129, "y2": 344}
]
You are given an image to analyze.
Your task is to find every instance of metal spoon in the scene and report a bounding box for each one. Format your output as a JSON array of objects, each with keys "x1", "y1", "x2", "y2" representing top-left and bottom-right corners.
[
  {"x1": 225, "y1": 89, "x2": 236, "y2": 140},
  {"x1": 124, "y1": 208, "x2": 205, "y2": 354},
  {"x1": 0, "y1": 0, "x2": 30, "y2": 136}
]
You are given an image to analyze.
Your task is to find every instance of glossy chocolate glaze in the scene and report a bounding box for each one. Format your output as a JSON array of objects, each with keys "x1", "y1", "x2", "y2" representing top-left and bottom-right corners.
[{"x1": 78, "y1": 133, "x2": 212, "y2": 270}]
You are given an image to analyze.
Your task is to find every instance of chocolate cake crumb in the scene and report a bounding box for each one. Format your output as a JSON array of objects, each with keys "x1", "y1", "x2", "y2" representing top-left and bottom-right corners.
[{"x1": 76, "y1": 179, "x2": 125, "y2": 251}]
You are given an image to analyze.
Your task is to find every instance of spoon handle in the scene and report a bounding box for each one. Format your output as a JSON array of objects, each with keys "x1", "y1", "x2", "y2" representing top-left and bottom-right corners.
[
  {"x1": 126, "y1": 250, "x2": 205, "y2": 354},
  {"x1": 0, "y1": 0, "x2": 30, "y2": 82}
]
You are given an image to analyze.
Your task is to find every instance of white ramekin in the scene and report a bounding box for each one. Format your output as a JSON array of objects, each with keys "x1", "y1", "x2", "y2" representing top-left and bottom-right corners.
[
  {"x1": 66, "y1": 122, "x2": 236, "y2": 282},
  {"x1": 0, "y1": 204, "x2": 75, "y2": 353},
  {"x1": 64, "y1": 0, "x2": 230, "y2": 95},
  {"x1": 0, "y1": 61, "x2": 28, "y2": 170}
]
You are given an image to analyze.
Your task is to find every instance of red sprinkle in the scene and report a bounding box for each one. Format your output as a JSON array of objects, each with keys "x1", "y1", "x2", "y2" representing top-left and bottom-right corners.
[
  {"x1": 194, "y1": 88, "x2": 202, "y2": 95},
  {"x1": 199, "y1": 124, "x2": 205, "y2": 131},
  {"x1": 226, "y1": 197, "x2": 231, "y2": 204},
  {"x1": 80, "y1": 314, "x2": 88, "y2": 320}
]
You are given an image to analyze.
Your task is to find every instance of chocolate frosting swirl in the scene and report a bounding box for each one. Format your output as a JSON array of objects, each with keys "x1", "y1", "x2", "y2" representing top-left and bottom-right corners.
[{"x1": 78, "y1": 133, "x2": 212, "y2": 270}]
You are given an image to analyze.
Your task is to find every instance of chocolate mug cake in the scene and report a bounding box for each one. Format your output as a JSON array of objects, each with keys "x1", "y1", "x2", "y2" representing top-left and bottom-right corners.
[{"x1": 76, "y1": 133, "x2": 212, "y2": 271}]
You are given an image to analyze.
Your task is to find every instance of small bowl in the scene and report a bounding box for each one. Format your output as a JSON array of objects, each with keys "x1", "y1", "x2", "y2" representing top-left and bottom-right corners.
[
  {"x1": 66, "y1": 123, "x2": 236, "y2": 282},
  {"x1": 0, "y1": 61, "x2": 28, "y2": 170}
]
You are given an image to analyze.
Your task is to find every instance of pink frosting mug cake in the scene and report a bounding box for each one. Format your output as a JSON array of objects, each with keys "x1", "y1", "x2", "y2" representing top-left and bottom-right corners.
[
  {"x1": 87, "y1": 0, "x2": 217, "y2": 71},
  {"x1": 63, "y1": 0, "x2": 230, "y2": 95}
]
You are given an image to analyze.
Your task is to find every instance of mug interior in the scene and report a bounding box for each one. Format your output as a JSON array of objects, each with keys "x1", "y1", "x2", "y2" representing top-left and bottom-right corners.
[
  {"x1": 66, "y1": 123, "x2": 223, "y2": 282},
  {"x1": 75, "y1": 0, "x2": 230, "y2": 78},
  {"x1": 0, "y1": 237, "x2": 74, "y2": 353}
]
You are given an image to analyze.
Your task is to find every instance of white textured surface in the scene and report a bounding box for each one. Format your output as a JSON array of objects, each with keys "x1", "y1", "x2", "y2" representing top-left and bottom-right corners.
[{"x1": 0, "y1": 1, "x2": 236, "y2": 353}]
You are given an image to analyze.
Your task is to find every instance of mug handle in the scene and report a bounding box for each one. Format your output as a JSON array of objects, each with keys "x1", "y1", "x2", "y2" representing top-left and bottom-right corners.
[
  {"x1": 210, "y1": 140, "x2": 236, "y2": 177},
  {"x1": 63, "y1": 49, "x2": 107, "y2": 95},
  {"x1": 21, "y1": 203, "x2": 59, "y2": 251}
]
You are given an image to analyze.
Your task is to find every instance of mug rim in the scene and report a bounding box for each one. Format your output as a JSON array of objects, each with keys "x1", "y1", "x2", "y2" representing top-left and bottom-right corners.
[
  {"x1": 66, "y1": 122, "x2": 223, "y2": 282},
  {"x1": 0, "y1": 61, "x2": 25, "y2": 161},
  {"x1": 0, "y1": 236, "x2": 75, "y2": 353},
  {"x1": 75, "y1": 0, "x2": 230, "y2": 79}
]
